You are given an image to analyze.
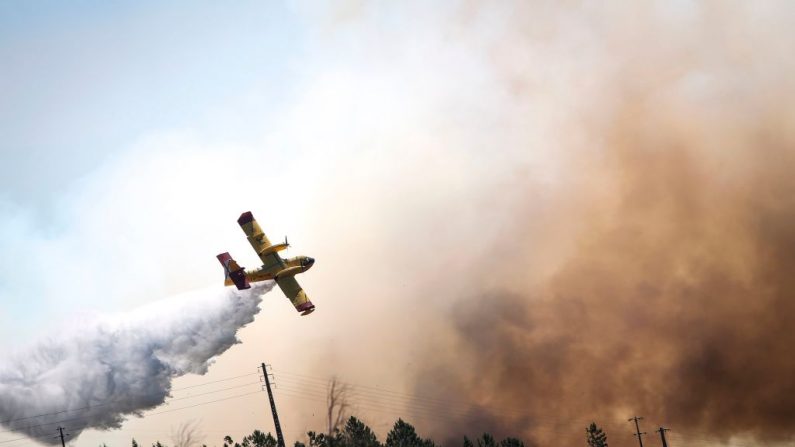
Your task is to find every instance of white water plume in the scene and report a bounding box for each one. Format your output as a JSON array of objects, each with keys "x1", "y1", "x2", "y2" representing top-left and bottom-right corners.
[{"x1": 0, "y1": 282, "x2": 273, "y2": 443}]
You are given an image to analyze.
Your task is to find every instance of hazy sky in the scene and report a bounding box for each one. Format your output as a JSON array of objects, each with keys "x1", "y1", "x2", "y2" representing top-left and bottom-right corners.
[
  {"x1": 3, "y1": 2, "x2": 794, "y2": 447},
  {"x1": 2, "y1": 2, "x2": 275, "y2": 341},
  {"x1": 1, "y1": 1, "x2": 344, "y2": 445},
  {"x1": 1, "y1": 1, "x2": 528, "y2": 445},
  {"x1": 0, "y1": 0, "x2": 539, "y2": 341}
]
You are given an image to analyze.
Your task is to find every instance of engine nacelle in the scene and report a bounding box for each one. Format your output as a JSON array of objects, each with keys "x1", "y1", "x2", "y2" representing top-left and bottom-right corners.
[{"x1": 257, "y1": 242, "x2": 289, "y2": 257}]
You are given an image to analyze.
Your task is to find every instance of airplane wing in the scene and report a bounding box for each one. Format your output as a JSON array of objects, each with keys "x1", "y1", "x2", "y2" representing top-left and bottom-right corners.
[
  {"x1": 276, "y1": 276, "x2": 315, "y2": 315},
  {"x1": 237, "y1": 211, "x2": 288, "y2": 270}
]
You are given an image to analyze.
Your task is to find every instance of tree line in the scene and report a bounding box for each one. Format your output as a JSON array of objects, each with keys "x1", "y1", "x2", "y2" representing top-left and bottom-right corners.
[{"x1": 127, "y1": 417, "x2": 611, "y2": 447}]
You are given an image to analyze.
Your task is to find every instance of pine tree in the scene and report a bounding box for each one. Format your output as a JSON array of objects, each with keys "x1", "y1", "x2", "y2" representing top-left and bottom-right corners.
[
  {"x1": 499, "y1": 438, "x2": 524, "y2": 447},
  {"x1": 476, "y1": 434, "x2": 496, "y2": 447},
  {"x1": 586, "y1": 423, "x2": 608, "y2": 447},
  {"x1": 385, "y1": 419, "x2": 434, "y2": 447},
  {"x1": 343, "y1": 417, "x2": 381, "y2": 447},
  {"x1": 308, "y1": 430, "x2": 343, "y2": 447},
  {"x1": 246, "y1": 430, "x2": 277, "y2": 447}
]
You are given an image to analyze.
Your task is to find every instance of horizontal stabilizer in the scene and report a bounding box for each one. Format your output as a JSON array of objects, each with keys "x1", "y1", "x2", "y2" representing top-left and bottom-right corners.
[{"x1": 216, "y1": 252, "x2": 251, "y2": 290}]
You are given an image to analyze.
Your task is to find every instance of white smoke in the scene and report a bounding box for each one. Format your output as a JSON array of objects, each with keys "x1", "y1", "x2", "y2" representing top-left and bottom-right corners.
[{"x1": 0, "y1": 282, "x2": 273, "y2": 443}]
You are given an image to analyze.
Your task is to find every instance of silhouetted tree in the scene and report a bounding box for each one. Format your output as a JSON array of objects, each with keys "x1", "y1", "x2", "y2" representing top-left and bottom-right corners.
[
  {"x1": 586, "y1": 423, "x2": 608, "y2": 447},
  {"x1": 247, "y1": 430, "x2": 277, "y2": 447},
  {"x1": 308, "y1": 430, "x2": 343, "y2": 447},
  {"x1": 327, "y1": 377, "x2": 351, "y2": 435},
  {"x1": 122, "y1": 415, "x2": 532, "y2": 447},
  {"x1": 172, "y1": 421, "x2": 203, "y2": 447},
  {"x1": 476, "y1": 434, "x2": 496, "y2": 447},
  {"x1": 499, "y1": 438, "x2": 523, "y2": 447},
  {"x1": 464, "y1": 434, "x2": 523, "y2": 447},
  {"x1": 224, "y1": 431, "x2": 278, "y2": 447},
  {"x1": 385, "y1": 419, "x2": 434, "y2": 447},
  {"x1": 306, "y1": 416, "x2": 382, "y2": 447},
  {"x1": 342, "y1": 417, "x2": 380, "y2": 447}
]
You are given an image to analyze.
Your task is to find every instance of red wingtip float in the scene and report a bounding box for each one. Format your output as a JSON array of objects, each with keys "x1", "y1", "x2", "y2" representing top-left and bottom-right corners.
[{"x1": 217, "y1": 211, "x2": 316, "y2": 316}]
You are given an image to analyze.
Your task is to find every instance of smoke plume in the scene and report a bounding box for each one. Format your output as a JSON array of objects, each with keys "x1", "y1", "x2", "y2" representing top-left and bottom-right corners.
[
  {"x1": 402, "y1": 2, "x2": 795, "y2": 446},
  {"x1": 0, "y1": 283, "x2": 272, "y2": 443}
]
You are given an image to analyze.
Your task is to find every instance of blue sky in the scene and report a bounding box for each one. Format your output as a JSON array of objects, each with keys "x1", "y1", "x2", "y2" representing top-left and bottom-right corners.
[{"x1": 0, "y1": 1, "x2": 306, "y2": 206}]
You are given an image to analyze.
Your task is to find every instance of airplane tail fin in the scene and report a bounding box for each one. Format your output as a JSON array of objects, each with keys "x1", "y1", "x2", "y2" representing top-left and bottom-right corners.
[{"x1": 216, "y1": 252, "x2": 251, "y2": 290}]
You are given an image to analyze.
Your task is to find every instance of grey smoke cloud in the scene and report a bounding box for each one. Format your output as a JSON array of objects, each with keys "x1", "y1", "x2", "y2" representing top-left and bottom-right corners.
[{"x1": 0, "y1": 282, "x2": 273, "y2": 443}]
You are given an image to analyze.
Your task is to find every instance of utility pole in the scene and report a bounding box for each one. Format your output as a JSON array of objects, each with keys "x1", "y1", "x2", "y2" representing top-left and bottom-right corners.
[
  {"x1": 628, "y1": 416, "x2": 646, "y2": 447},
  {"x1": 261, "y1": 363, "x2": 286, "y2": 447},
  {"x1": 56, "y1": 426, "x2": 67, "y2": 447},
  {"x1": 656, "y1": 427, "x2": 671, "y2": 447}
]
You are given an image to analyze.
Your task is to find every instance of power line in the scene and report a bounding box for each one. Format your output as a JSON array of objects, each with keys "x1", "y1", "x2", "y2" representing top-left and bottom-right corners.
[
  {"x1": 272, "y1": 385, "x2": 619, "y2": 440},
  {"x1": 2, "y1": 366, "x2": 754, "y2": 447},
  {"x1": 0, "y1": 391, "x2": 265, "y2": 447},
  {"x1": 273, "y1": 386, "x2": 641, "y2": 446},
  {"x1": 0, "y1": 422, "x2": 90, "y2": 446},
  {"x1": 160, "y1": 381, "x2": 262, "y2": 405},
  {"x1": 272, "y1": 371, "x2": 707, "y2": 447},
  {"x1": 273, "y1": 372, "x2": 620, "y2": 431},
  {"x1": 171, "y1": 372, "x2": 260, "y2": 391},
  {"x1": 275, "y1": 370, "x2": 497, "y2": 411},
  {"x1": 147, "y1": 390, "x2": 263, "y2": 416},
  {"x1": 274, "y1": 374, "x2": 522, "y2": 418},
  {"x1": 0, "y1": 372, "x2": 260, "y2": 428},
  {"x1": 273, "y1": 369, "x2": 640, "y2": 434},
  {"x1": 666, "y1": 431, "x2": 760, "y2": 447},
  {"x1": 0, "y1": 388, "x2": 263, "y2": 439}
]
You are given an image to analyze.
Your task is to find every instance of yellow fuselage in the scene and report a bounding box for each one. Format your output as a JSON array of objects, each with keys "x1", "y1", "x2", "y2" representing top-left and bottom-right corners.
[{"x1": 223, "y1": 255, "x2": 314, "y2": 287}]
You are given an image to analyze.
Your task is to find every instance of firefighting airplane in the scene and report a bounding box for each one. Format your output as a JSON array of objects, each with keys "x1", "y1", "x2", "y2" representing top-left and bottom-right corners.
[{"x1": 217, "y1": 211, "x2": 316, "y2": 315}]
